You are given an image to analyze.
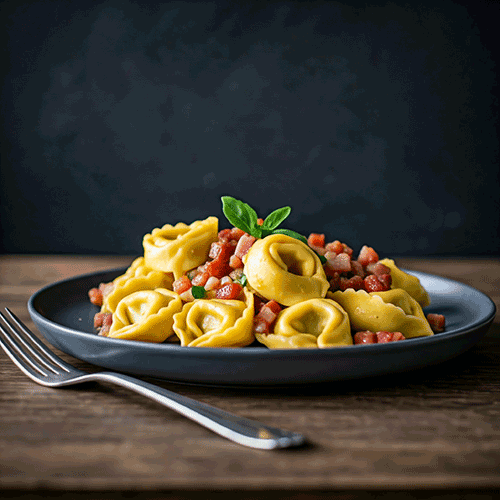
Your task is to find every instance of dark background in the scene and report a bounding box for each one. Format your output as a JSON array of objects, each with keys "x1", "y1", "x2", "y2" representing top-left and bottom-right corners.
[{"x1": 1, "y1": 0, "x2": 498, "y2": 257}]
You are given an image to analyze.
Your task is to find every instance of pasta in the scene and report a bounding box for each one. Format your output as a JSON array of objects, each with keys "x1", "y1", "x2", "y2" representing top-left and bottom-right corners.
[
  {"x1": 88, "y1": 196, "x2": 444, "y2": 348},
  {"x1": 255, "y1": 298, "x2": 352, "y2": 349},
  {"x1": 173, "y1": 288, "x2": 254, "y2": 347},
  {"x1": 143, "y1": 216, "x2": 218, "y2": 279},
  {"x1": 328, "y1": 288, "x2": 434, "y2": 339},
  {"x1": 243, "y1": 234, "x2": 329, "y2": 306},
  {"x1": 101, "y1": 257, "x2": 174, "y2": 313},
  {"x1": 107, "y1": 288, "x2": 182, "y2": 342},
  {"x1": 378, "y1": 258, "x2": 431, "y2": 307}
]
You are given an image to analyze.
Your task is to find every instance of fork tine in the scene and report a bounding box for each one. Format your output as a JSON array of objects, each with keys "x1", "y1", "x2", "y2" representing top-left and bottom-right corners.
[
  {"x1": 0, "y1": 310, "x2": 60, "y2": 376},
  {"x1": 3, "y1": 308, "x2": 70, "y2": 373},
  {"x1": 0, "y1": 311, "x2": 59, "y2": 375},
  {"x1": 0, "y1": 318, "x2": 50, "y2": 378}
]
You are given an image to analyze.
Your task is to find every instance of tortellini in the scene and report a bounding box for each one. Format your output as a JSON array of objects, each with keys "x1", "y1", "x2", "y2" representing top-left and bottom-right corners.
[
  {"x1": 379, "y1": 258, "x2": 431, "y2": 307},
  {"x1": 107, "y1": 288, "x2": 182, "y2": 342},
  {"x1": 243, "y1": 234, "x2": 329, "y2": 306},
  {"x1": 102, "y1": 257, "x2": 174, "y2": 314},
  {"x1": 256, "y1": 298, "x2": 352, "y2": 349},
  {"x1": 329, "y1": 288, "x2": 434, "y2": 339},
  {"x1": 172, "y1": 289, "x2": 255, "y2": 348},
  {"x1": 143, "y1": 216, "x2": 218, "y2": 280}
]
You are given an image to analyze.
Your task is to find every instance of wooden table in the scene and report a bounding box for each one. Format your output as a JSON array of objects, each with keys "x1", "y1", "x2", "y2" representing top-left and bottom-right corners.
[{"x1": 1, "y1": 255, "x2": 499, "y2": 500}]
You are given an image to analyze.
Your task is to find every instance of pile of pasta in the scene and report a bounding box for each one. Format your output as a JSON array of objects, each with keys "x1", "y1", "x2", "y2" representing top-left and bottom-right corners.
[{"x1": 89, "y1": 215, "x2": 445, "y2": 349}]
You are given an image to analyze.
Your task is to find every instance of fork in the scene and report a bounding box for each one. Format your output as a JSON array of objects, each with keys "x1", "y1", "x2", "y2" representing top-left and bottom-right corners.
[{"x1": 0, "y1": 308, "x2": 305, "y2": 450}]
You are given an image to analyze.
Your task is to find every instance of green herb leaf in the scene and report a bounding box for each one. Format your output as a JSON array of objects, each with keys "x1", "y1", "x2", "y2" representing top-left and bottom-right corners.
[
  {"x1": 262, "y1": 206, "x2": 291, "y2": 231},
  {"x1": 235, "y1": 273, "x2": 248, "y2": 286},
  {"x1": 239, "y1": 200, "x2": 259, "y2": 231},
  {"x1": 191, "y1": 286, "x2": 206, "y2": 299},
  {"x1": 221, "y1": 196, "x2": 252, "y2": 234},
  {"x1": 221, "y1": 196, "x2": 292, "y2": 240},
  {"x1": 272, "y1": 228, "x2": 308, "y2": 245}
]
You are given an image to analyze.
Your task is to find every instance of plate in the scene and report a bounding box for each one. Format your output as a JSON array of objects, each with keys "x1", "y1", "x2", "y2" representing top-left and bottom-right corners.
[{"x1": 27, "y1": 267, "x2": 496, "y2": 386}]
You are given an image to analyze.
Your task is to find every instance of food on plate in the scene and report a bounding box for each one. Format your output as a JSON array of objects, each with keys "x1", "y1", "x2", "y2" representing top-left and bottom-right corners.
[
  {"x1": 243, "y1": 233, "x2": 329, "y2": 306},
  {"x1": 173, "y1": 288, "x2": 254, "y2": 347},
  {"x1": 255, "y1": 298, "x2": 352, "y2": 349},
  {"x1": 88, "y1": 196, "x2": 445, "y2": 348},
  {"x1": 101, "y1": 257, "x2": 174, "y2": 314},
  {"x1": 329, "y1": 288, "x2": 434, "y2": 339},
  {"x1": 143, "y1": 216, "x2": 218, "y2": 279},
  {"x1": 378, "y1": 258, "x2": 431, "y2": 307},
  {"x1": 107, "y1": 288, "x2": 182, "y2": 342}
]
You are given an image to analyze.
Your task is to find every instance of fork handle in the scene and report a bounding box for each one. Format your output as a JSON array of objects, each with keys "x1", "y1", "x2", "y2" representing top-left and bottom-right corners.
[{"x1": 81, "y1": 372, "x2": 305, "y2": 450}]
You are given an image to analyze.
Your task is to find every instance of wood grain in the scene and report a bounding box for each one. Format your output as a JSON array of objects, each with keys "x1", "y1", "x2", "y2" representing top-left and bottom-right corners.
[{"x1": 1, "y1": 255, "x2": 499, "y2": 496}]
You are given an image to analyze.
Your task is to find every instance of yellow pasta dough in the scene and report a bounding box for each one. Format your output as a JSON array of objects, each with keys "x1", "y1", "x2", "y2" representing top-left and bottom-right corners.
[
  {"x1": 143, "y1": 216, "x2": 218, "y2": 279},
  {"x1": 108, "y1": 288, "x2": 182, "y2": 342},
  {"x1": 256, "y1": 298, "x2": 352, "y2": 349},
  {"x1": 379, "y1": 258, "x2": 431, "y2": 307},
  {"x1": 102, "y1": 257, "x2": 174, "y2": 313},
  {"x1": 172, "y1": 289, "x2": 255, "y2": 347},
  {"x1": 243, "y1": 234, "x2": 329, "y2": 306},
  {"x1": 329, "y1": 288, "x2": 433, "y2": 339}
]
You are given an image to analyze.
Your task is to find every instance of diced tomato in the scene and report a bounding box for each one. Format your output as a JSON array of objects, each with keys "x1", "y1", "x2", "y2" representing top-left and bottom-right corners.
[
  {"x1": 258, "y1": 305, "x2": 277, "y2": 324},
  {"x1": 229, "y1": 227, "x2": 246, "y2": 241},
  {"x1": 358, "y1": 245, "x2": 379, "y2": 266},
  {"x1": 97, "y1": 313, "x2": 113, "y2": 336},
  {"x1": 204, "y1": 276, "x2": 220, "y2": 291},
  {"x1": 350, "y1": 260, "x2": 365, "y2": 278},
  {"x1": 209, "y1": 241, "x2": 223, "y2": 259},
  {"x1": 339, "y1": 275, "x2": 364, "y2": 291},
  {"x1": 376, "y1": 331, "x2": 405, "y2": 343},
  {"x1": 206, "y1": 241, "x2": 234, "y2": 278},
  {"x1": 264, "y1": 300, "x2": 282, "y2": 316},
  {"x1": 94, "y1": 312, "x2": 106, "y2": 328},
  {"x1": 257, "y1": 218, "x2": 264, "y2": 225},
  {"x1": 191, "y1": 271, "x2": 210, "y2": 287},
  {"x1": 88, "y1": 287, "x2": 103, "y2": 307},
  {"x1": 427, "y1": 313, "x2": 446, "y2": 332},
  {"x1": 215, "y1": 282, "x2": 243, "y2": 300},
  {"x1": 376, "y1": 331, "x2": 393, "y2": 343},
  {"x1": 376, "y1": 273, "x2": 392, "y2": 289},
  {"x1": 218, "y1": 228, "x2": 232, "y2": 241},
  {"x1": 229, "y1": 254, "x2": 243, "y2": 269},
  {"x1": 325, "y1": 240, "x2": 344, "y2": 255},
  {"x1": 253, "y1": 300, "x2": 282, "y2": 334},
  {"x1": 173, "y1": 275, "x2": 192, "y2": 294},
  {"x1": 325, "y1": 252, "x2": 352, "y2": 273},
  {"x1": 234, "y1": 234, "x2": 256, "y2": 259},
  {"x1": 366, "y1": 262, "x2": 391, "y2": 276},
  {"x1": 353, "y1": 331, "x2": 377, "y2": 344},
  {"x1": 391, "y1": 332, "x2": 406, "y2": 341},
  {"x1": 308, "y1": 233, "x2": 325, "y2": 248},
  {"x1": 363, "y1": 274, "x2": 387, "y2": 292},
  {"x1": 253, "y1": 317, "x2": 269, "y2": 333}
]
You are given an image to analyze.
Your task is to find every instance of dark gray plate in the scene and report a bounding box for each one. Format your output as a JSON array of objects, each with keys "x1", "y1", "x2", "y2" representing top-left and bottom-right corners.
[{"x1": 28, "y1": 267, "x2": 496, "y2": 386}]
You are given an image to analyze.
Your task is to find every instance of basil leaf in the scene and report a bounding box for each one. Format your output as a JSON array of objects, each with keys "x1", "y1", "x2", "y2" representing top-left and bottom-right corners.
[
  {"x1": 235, "y1": 273, "x2": 248, "y2": 286},
  {"x1": 262, "y1": 206, "x2": 291, "y2": 231},
  {"x1": 272, "y1": 228, "x2": 308, "y2": 245},
  {"x1": 239, "y1": 200, "x2": 259, "y2": 231},
  {"x1": 191, "y1": 286, "x2": 206, "y2": 299},
  {"x1": 221, "y1": 196, "x2": 252, "y2": 234}
]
